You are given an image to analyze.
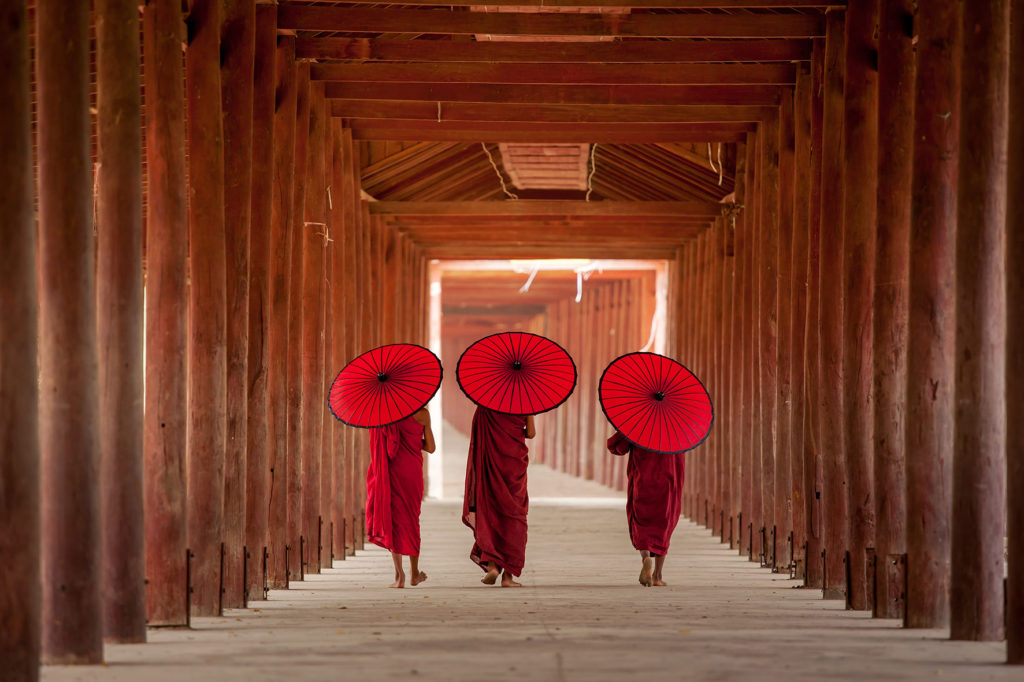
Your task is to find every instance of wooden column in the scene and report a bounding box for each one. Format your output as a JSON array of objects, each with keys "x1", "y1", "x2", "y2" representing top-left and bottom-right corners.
[
  {"x1": 287, "y1": 62, "x2": 311, "y2": 580},
  {"x1": 842, "y1": 0, "x2": 879, "y2": 611},
  {"x1": 728, "y1": 143, "x2": 747, "y2": 547},
  {"x1": 951, "y1": 0, "x2": 1008, "y2": 642},
  {"x1": 96, "y1": 0, "x2": 145, "y2": 642},
  {"x1": 819, "y1": 8, "x2": 848, "y2": 599},
  {"x1": 759, "y1": 111, "x2": 780, "y2": 558},
  {"x1": 245, "y1": 1, "x2": 276, "y2": 601},
  {"x1": 791, "y1": 67, "x2": 813, "y2": 572},
  {"x1": 221, "y1": 0, "x2": 255, "y2": 610},
  {"x1": 904, "y1": 0, "x2": 960, "y2": 629},
  {"x1": 301, "y1": 83, "x2": 328, "y2": 575},
  {"x1": 776, "y1": 91, "x2": 796, "y2": 569},
  {"x1": 872, "y1": 0, "x2": 914, "y2": 619},
  {"x1": 267, "y1": 35, "x2": 296, "y2": 589},
  {"x1": 330, "y1": 120, "x2": 348, "y2": 562},
  {"x1": 343, "y1": 127, "x2": 361, "y2": 555},
  {"x1": 186, "y1": 0, "x2": 228, "y2": 616},
  {"x1": 37, "y1": 0, "x2": 103, "y2": 662},
  {"x1": 1007, "y1": 0, "x2": 1024, "y2": 662},
  {"x1": 740, "y1": 132, "x2": 758, "y2": 556},
  {"x1": 143, "y1": 0, "x2": 189, "y2": 626},
  {"x1": 803, "y1": 38, "x2": 826, "y2": 588},
  {"x1": 0, "y1": 1, "x2": 40, "y2": 676}
]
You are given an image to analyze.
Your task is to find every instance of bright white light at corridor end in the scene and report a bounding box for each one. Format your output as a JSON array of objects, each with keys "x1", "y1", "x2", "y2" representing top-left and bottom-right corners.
[
  {"x1": 430, "y1": 281, "x2": 441, "y2": 297},
  {"x1": 509, "y1": 259, "x2": 594, "y2": 272}
]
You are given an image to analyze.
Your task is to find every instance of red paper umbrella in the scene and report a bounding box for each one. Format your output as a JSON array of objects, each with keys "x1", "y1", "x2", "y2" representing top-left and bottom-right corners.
[
  {"x1": 599, "y1": 352, "x2": 713, "y2": 454},
  {"x1": 328, "y1": 343, "x2": 442, "y2": 428},
  {"x1": 457, "y1": 331, "x2": 577, "y2": 415}
]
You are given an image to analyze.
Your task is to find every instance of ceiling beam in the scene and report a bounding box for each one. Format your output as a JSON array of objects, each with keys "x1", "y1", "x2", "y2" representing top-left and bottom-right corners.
[
  {"x1": 369, "y1": 200, "x2": 721, "y2": 218},
  {"x1": 296, "y1": 37, "x2": 812, "y2": 63},
  {"x1": 347, "y1": 120, "x2": 754, "y2": 143},
  {"x1": 314, "y1": 0, "x2": 840, "y2": 6},
  {"x1": 278, "y1": 6, "x2": 826, "y2": 38},
  {"x1": 325, "y1": 83, "x2": 784, "y2": 106},
  {"x1": 332, "y1": 100, "x2": 771, "y2": 123},
  {"x1": 311, "y1": 62, "x2": 796, "y2": 86},
  {"x1": 423, "y1": 244, "x2": 682, "y2": 259}
]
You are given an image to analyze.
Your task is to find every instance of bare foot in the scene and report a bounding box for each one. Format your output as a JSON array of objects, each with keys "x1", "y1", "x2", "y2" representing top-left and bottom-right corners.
[
  {"x1": 500, "y1": 574, "x2": 522, "y2": 588},
  {"x1": 652, "y1": 578, "x2": 668, "y2": 587},
  {"x1": 389, "y1": 572, "x2": 406, "y2": 588},
  {"x1": 481, "y1": 568, "x2": 499, "y2": 585},
  {"x1": 639, "y1": 558, "x2": 653, "y2": 587},
  {"x1": 411, "y1": 571, "x2": 428, "y2": 586}
]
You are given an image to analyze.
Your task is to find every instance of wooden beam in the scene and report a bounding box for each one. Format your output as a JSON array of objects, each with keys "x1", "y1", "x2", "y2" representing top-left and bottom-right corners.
[
  {"x1": 333, "y1": 100, "x2": 769, "y2": 124},
  {"x1": 301, "y1": 0, "x2": 841, "y2": 7},
  {"x1": 298, "y1": 37, "x2": 812, "y2": 64},
  {"x1": 325, "y1": 82, "x2": 783, "y2": 106},
  {"x1": 349, "y1": 120, "x2": 752, "y2": 143},
  {"x1": 370, "y1": 200, "x2": 720, "y2": 218},
  {"x1": 312, "y1": 62, "x2": 796, "y2": 86},
  {"x1": 424, "y1": 244, "x2": 680, "y2": 259},
  {"x1": 279, "y1": 6, "x2": 826, "y2": 38}
]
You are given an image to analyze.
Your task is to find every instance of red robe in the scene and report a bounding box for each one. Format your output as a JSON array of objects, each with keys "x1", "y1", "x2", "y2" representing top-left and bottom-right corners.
[
  {"x1": 366, "y1": 415, "x2": 425, "y2": 556},
  {"x1": 462, "y1": 406, "x2": 529, "y2": 577},
  {"x1": 608, "y1": 431, "x2": 685, "y2": 556}
]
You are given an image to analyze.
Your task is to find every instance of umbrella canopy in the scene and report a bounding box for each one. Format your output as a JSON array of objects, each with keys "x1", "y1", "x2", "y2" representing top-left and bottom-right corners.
[
  {"x1": 599, "y1": 352, "x2": 713, "y2": 454},
  {"x1": 456, "y1": 331, "x2": 577, "y2": 415},
  {"x1": 328, "y1": 343, "x2": 442, "y2": 428}
]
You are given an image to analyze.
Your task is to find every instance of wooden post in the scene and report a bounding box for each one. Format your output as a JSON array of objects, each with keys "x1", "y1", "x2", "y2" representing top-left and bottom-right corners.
[
  {"x1": 287, "y1": 62, "x2": 311, "y2": 579},
  {"x1": 143, "y1": 0, "x2": 189, "y2": 626},
  {"x1": 342, "y1": 126, "x2": 360, "y2": 555},
  {"x1": 245, "y1": 2, "x2": 276, "y2": 600},
  {"x1": 904, "y1": 0, "x2": 960, "y2": 629},
  {"x1": 1006, "y1": 0, "x2": 1024, "y2": 662},
  {"x1": 741, "y1": 132, "x2": 758, "y2": 556},
  {"x1": 803, "y1": 38, "x2": 826, "y2": 588},
  {"x1": 301, "y1": 83, "x2": 328, "y2": 575},
  {"x1": 951, "y1": 0, "x2": 1008, "y2": 642},
  {"x1": 872, "y1": 0, "x2": 914, "y2": 619},
  {"x1": 842, "y1": 0, "x2": 879, "y2": 611},
  {"x1": 776, "y1": 91, "x2": 796, "y2": 569},
  {"x1": 186, "y1": 0, "x2": 228, "y2": 616},
  {"x1": 96, "y1": 0, "x2": 145, "y2": 642},
  {"x1": 37, "y1": 0, "x2": 103, "y2": 662},
  {"x1": 728, "y1": 142, "x2": 747, "y2": 546},
  {"x1": 329, "y1": 120, "x2": 347, "y2": 563},
  {"x1": 267, "y1": 34, "x2": 296, "y2": 589},
  {"x1": 0, "y1": 1, "x2": 40, "y2": 676},
  {"x1": 221, "y1": 0, "x2": 255, "y2": 610},
  {"x1": 791, "y1": 67, "x2": 813, "y2": 571},
  {"x1": 819, "y1": 8, "x2": 848, "y2": 599},
  {"x1": 759, "y1": 111, "x2": 780, "y2": 558}
]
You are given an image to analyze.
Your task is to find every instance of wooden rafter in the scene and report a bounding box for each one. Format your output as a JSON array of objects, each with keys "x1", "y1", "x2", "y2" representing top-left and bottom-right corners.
[
  {"x1": 349, "y1": 121, "x2": 753, "y2": 143},
  {"x1": 369, "y1": 199, "x2": 721, "y2": 217},
  {"x1": 278, "y1": 6, "x2": 826, "y2": 38}
]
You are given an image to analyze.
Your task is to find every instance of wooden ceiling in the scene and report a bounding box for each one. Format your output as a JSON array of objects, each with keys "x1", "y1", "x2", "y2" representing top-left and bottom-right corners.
[{"x1": 278, "y1": 0, "x2": 833, "y2": 259}]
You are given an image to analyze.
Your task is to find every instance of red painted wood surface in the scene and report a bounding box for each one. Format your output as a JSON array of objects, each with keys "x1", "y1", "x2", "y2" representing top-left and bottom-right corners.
[
  {"x1": 244, "y1": 2, "x2": 276, "y2": 601},
  {"x1": 37, "y1": 0, "x2": 103, "y2": 661},
  {"x1": 220, "y1": 0, "x2": 256, "y2": 610},
  {"x1": 1006, "y1": 0, "x2": 1024, "y2": 662},
  {"x1": 142, "y1": 0, "x2": 189, "y2": 627},
  {"x1": 0, "y1": 1, "x2": 40, "y2": 676},
  {"x1": 96, "y1": 0, "x2": 145, "y2": 642},
  {"x1": 741, "y1": 131, "x2": 758, "y2": 557},
  {"x1": 267, "y1": 35, "x2": 297, "y2": 589},
  {"x1": 950, "y1": 0, "x2": 1008, "y2": 643},
  {"x1": 818, "y1": 9, "x2": 848, "y2": 599},
  {"x1": 776, "y1": 91, "x2": 796, "y2": 569},
  {"x1": 329, "y1": 120, "x2": 348, "y2": 563},
  {"x1": 729, "y1": 141, "x2": 748, "y2": 549},
  {"x1": 904, "y1": 0, "x2": 960, "y2": 630},
  {"x1": 841, "y1": 0, "x2": 879, "y2": 611},
  {"x1": 872, "y1": 0, "x2": 914, "y2": 619},
  {"x1": 759, "y1": 111, "x2": 780, "y2": 560}
]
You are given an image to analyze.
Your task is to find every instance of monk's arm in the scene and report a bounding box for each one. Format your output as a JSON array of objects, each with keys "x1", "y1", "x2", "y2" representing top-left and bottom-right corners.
[
  {"x1": 524, "y1": 415, "x2": 536, "y2": 439},
  {"x1": 413, "y1": 408, "x2": 436, "y2": 453}
]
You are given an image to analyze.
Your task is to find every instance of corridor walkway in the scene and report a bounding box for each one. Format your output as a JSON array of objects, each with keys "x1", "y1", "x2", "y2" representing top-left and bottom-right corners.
[{"x1": 44, "y1": 468, "x2": 1014, "y2": 682}]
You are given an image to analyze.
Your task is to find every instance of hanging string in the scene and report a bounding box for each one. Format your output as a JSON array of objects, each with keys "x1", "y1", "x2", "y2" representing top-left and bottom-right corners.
[
  {"x1": 481, "y1": 142, "x2": 519, "y2": 199},
  {"x1": 584, "y1": 143, "x2": 598, "y2": 202},
  {"x1": 717, "y1": 142, "x2": 724, "y2": 186},
  {"x1": 575, "y1": 271, "x2": 583, "y2": 303},
  {"x1": 518, "y1": 267, "x2": 539, "y2": 293}
]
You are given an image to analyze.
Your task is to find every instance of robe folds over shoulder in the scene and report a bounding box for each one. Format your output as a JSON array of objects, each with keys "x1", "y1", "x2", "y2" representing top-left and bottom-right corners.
[
  {"x1": 462, "y1": 406, "x2": 530, "y2": 577},
  {"x1": 366, "y1": 415, "x2": 425, "y2": 557},
  {"x1": 608, "y1": 431, "x2": 685, "y2": 556}
]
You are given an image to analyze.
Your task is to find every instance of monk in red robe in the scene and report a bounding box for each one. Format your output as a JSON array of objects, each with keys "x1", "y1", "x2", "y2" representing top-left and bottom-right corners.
[
  {"x1": 462, "y1": 406, "x2": 536, "y2": 587},
  {"x1": 367, "y1": 407, "x2": 435, "y2": 588},
  {"x1": 607, "y1": 430, "x2": 685, "y2": 587}
]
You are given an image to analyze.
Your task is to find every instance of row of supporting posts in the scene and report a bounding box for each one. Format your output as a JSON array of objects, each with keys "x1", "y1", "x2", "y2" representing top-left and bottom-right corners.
[
  {"x1": 678, "y1": 0, "x2": 1021, "y2": 661},
  {"x1": 0, "y1": 2, "x2": 427, "y2": 678}
]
